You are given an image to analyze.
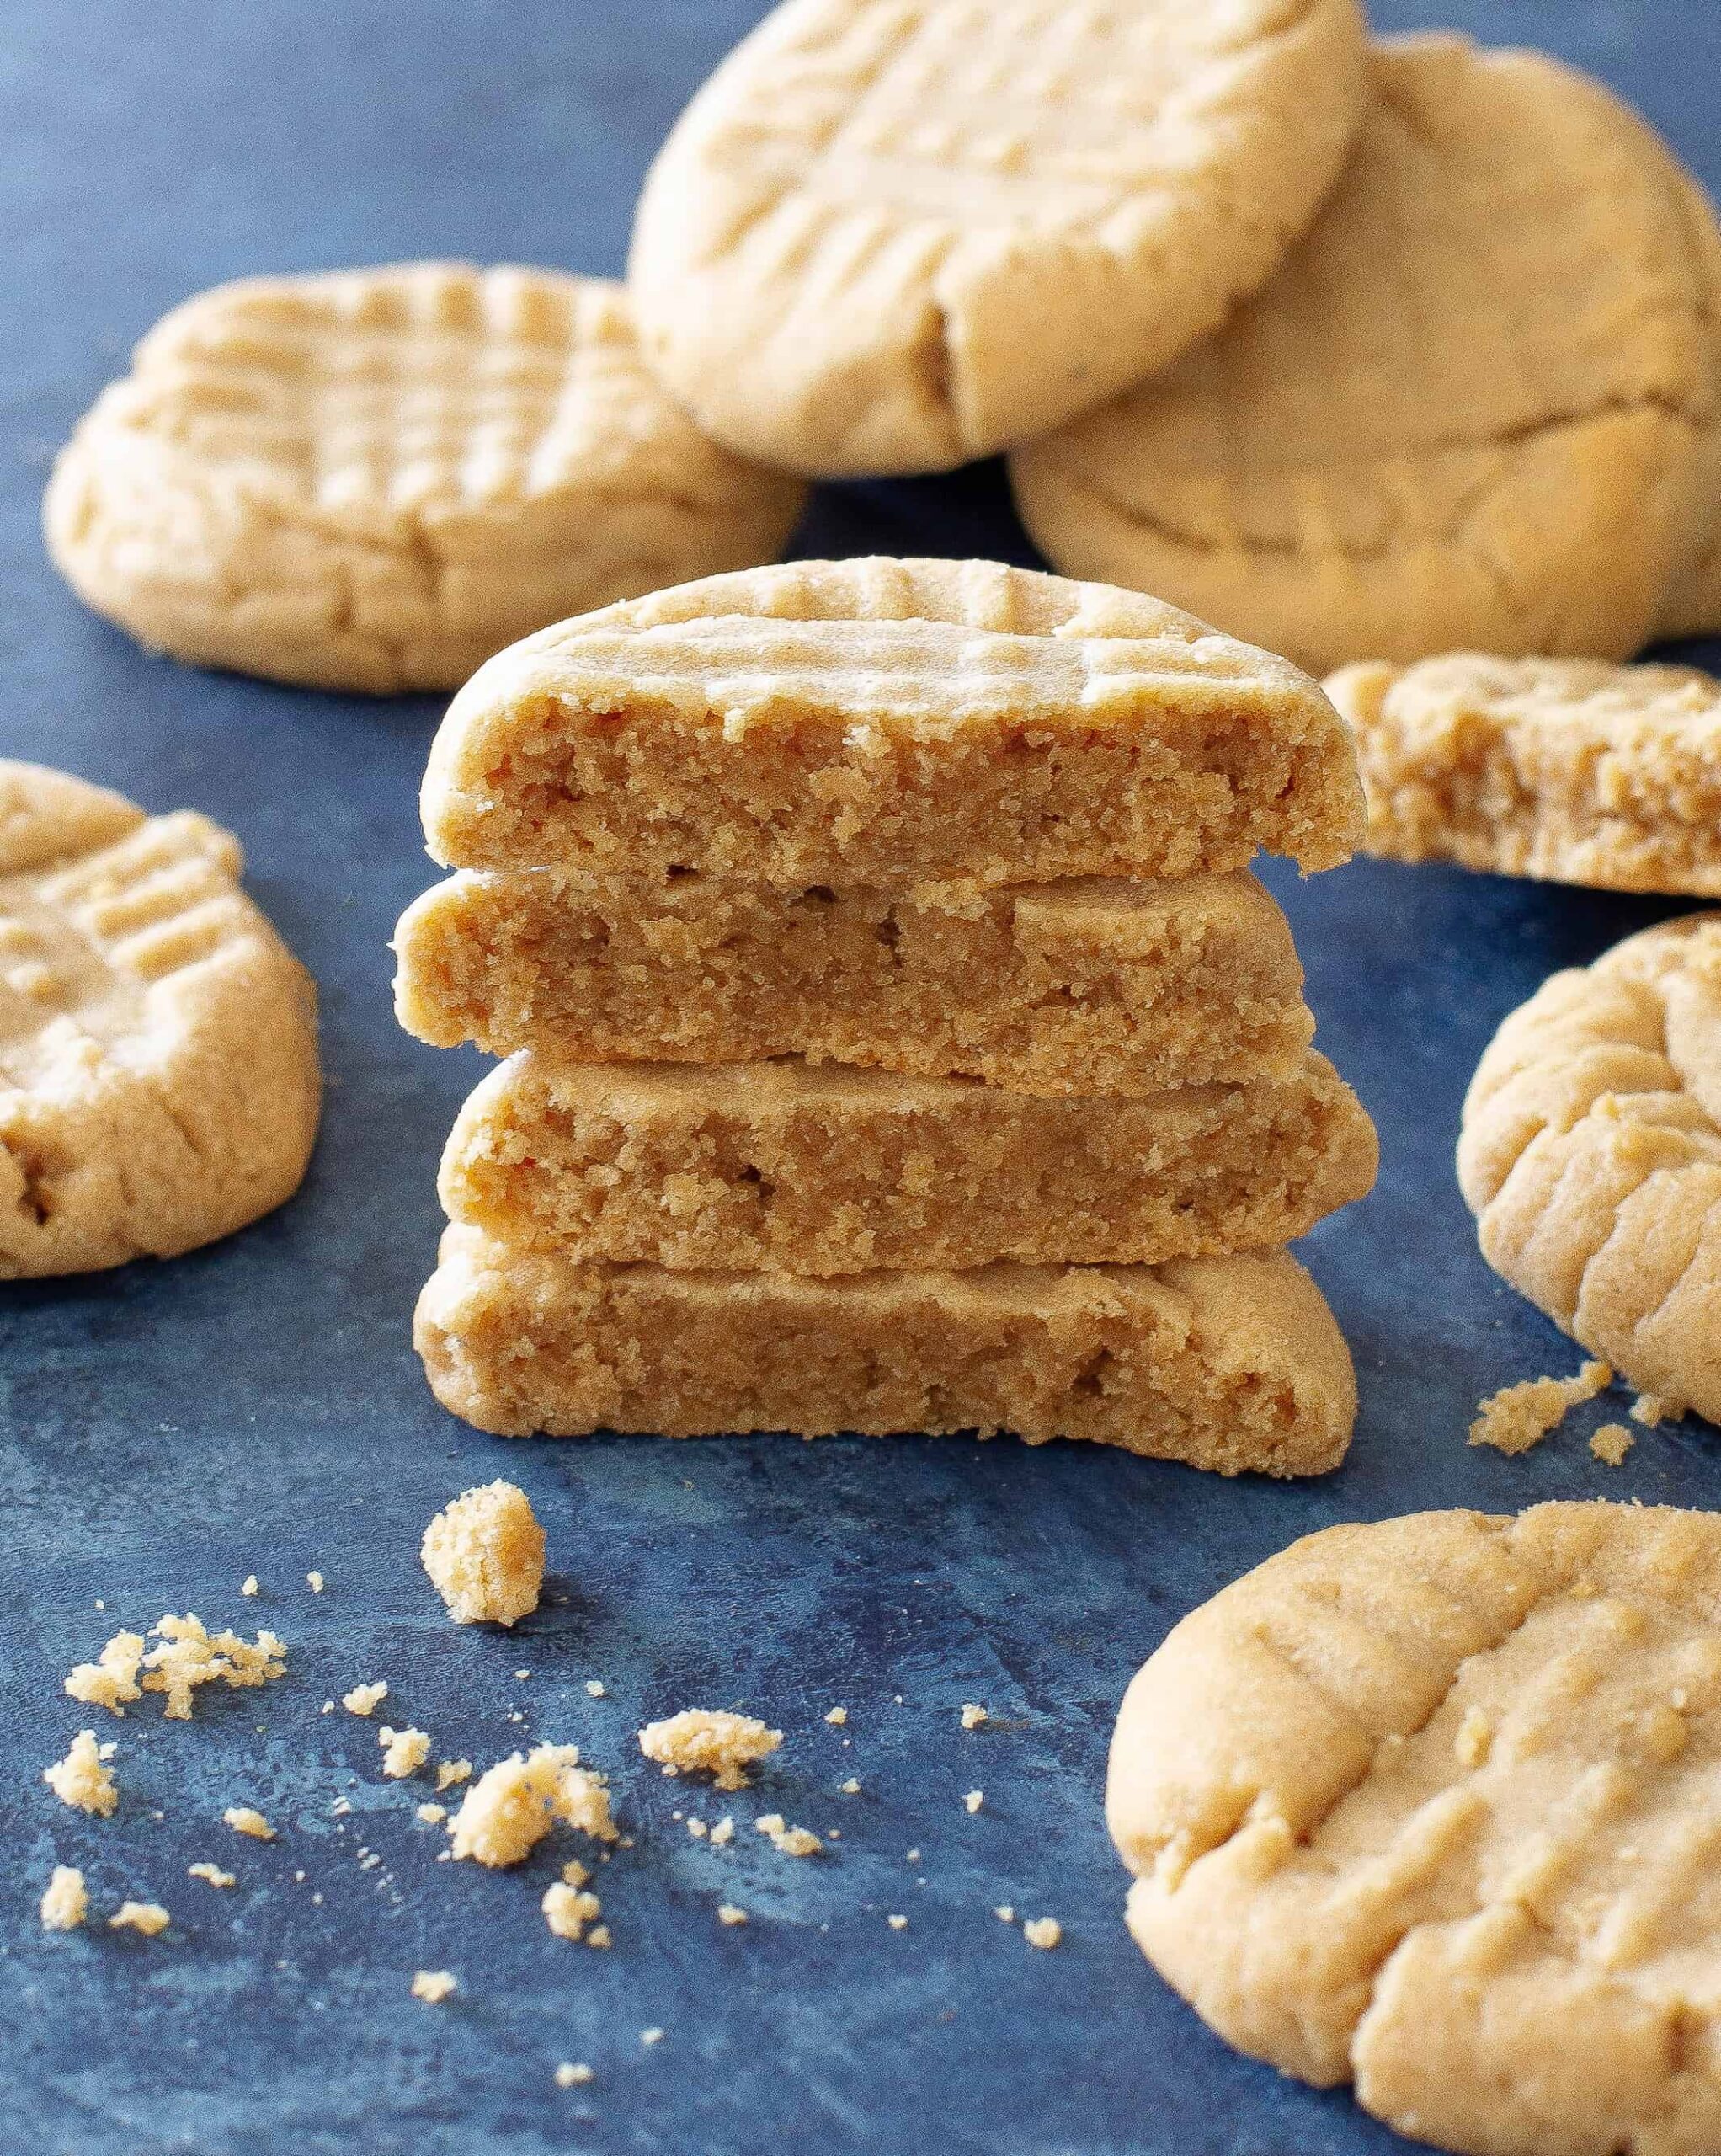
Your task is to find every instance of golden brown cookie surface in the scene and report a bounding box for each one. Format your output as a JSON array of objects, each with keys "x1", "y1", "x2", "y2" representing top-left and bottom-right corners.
[{"x1": 44, "y1": 264, "x2": 805, "y2": 693}]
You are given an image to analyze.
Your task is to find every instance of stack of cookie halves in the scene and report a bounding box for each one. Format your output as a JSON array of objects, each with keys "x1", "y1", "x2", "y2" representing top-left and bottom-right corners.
[{"x1": 395, "y1": 558, "x2": 1378, "y2": 1476}]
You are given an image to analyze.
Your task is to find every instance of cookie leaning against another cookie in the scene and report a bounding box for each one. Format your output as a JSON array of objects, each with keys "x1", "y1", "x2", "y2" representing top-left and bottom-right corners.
[
  {"x1": 0, "y1": 762, "x2": 319, "y2": 1274},
  {"x1": 419, "y1": 558, "x2": 1364, "y2": 890},
  {"x1": 1109, "y1": 1502, "x2": 1721, "y2": 2156},
  {"x1": 1012, "y1": 35, "x2": 1718, "y2": 676},
  {"x1": 627, "y1": 0, "x2": 1368, "y2": 477},
  {"x1": 417, "y1": 1225, "x2": 1357, "y2": 1474},
  {"x1": 1458, "y1": 912, "x2": 1721, "y2": 1422},
  {"x1": 44, "y1": 264, "x2": 806, "y2": 694},
  {"x1": 1331, "y1": 654, "x2": 1721, "y2": 895}
]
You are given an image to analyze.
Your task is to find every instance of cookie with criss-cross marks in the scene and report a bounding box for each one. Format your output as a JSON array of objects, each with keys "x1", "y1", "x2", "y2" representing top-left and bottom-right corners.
[
  {"x1": 1458, "y1": 912, "x2": 1721, "y2": 1423},
  {"x1": 419, "y1": 557, "x2": 1364, "y2": 894},
  {"x1": 1014, "y1": 36, "x2": 1719, "y2": 675},
  {"x1": 0, "y1": 761, "x2": 319, "y2": 1274},
  {"x1": 1110, "y1": 1501, "x2": 1721, "y2": 2156},
  {"x1": 44, "y1": 264, "x2": 806, "y2": 693},
  {"x1": 627, "y1": 0, "x2": 1368, "y2": 476}
]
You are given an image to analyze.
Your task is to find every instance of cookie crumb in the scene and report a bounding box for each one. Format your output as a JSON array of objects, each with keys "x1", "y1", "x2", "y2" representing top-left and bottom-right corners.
[
  {"x1": 379, "y1": 1726, "x2": 431, "y2": 1780},
  {"x1": 1454, "y1": 1705, "x2": 1494, "y2": 1767},
  {"x1": 887, "y1": 1913, "x2": 908, "y2": 1930},
  {"x1": 1591, "y1": 1422, "x2": 1635, "y2": 1465},
  {"x1": 960, "y1": 1704, "x2": 988, "y2": 1731},
  {"x1": 541, "y1": 1881, "x2": 603, "y2": 1941},
  {"x1": 717, "y1": 1903, "x2": 748, "y2": 1926},
  {"x1": 710, "y1": 1816, "x2": 735, "y2": 1847},
  {"x1": 1023, "y1": 1917, "x2": 1062, "y2": 1950},
  {"x1": 109, "y1": 1900, "x2": 169, "y2": 1937},
  {"x1": 641, "y1": 2027, "x2": 664, "y2": 2047},
  {"x1": 142, "y1": 1614, "x2": 286, "y2": 1719},
  {"x1": 638, "y1": 1709, "x2": 781, "y2": 1790},
  {"x1": 754, "y1": 1814, "x2": 822, "y2": 1857},
  {"x1": 45, "y1": 1731, "x2": 118, "y2": 1816},
  {"x1": 686, "y1": 1817, "x2": 708, "y2": 1839},
  {"x1": 416, "y1": 1802, "x2": 446, "y2": 1825},
  {"x1": 65, "y1": 1631, "x2": 146, "y2": 1715},
  {"x1": 421, "y1": 1481, "x2": 545, "y2": 1627},
  {"x1": 554, "y1": 2062, "x2": 594, "y2": 2088},
  {"x1": 411, "y1": 1970, "x2": 456, "y2": 2004},
  {"x1": 343, "y1": 1681, "x2": 387, "y2": 1716},
  {"x1": 585, "y1": 1679, "x2": 605, "y2": 1698},
  {"x1": 306, "y1": 1571, "x2": 324, "y2": 1593},
  {"x1": 585, "y1": 1923, "x2": 611, "y2": 1949},
  {"x1": 824, "y1": 1706, "x2": 848, "y2": 1726},
  {"x1": 40, "y1": 1865, "x2": 87, "y2": 1931},
  {"x1": 187, "y1": 1860, "x2": 237, "y2": 1887},
  {"x1": 994, "y1": 1904, "x2": 1015, "y2": 1923},
  {"x1": 841, "y1": 1777, "x2": 860, "y2": 1795},
  {"x1": 448, "y1": 1744, "x2": 616, "y2": 1867},
  {"x1": 241, "y1": 1577, "x2": 258, "y2": 1598},
  {"x1": 963, "y1": 1790, "x2": 984, "y2": 1813},
  {"x1": 1468, "y1": 1360, "x2": 1611, "y2": 1454},
  {"x1": 224, "y1": 1806, "x2": 274, "y2": 1840},
  {"x1": 434, "y1": 1758, "x2": 472, "y2": 1791},
  {"x1": 562, "y1": 1858, "x2": 589, "y2": 1886},
  {"x1": 1631, "y1": 1394, "x2": 1675, "y2": 1428}
]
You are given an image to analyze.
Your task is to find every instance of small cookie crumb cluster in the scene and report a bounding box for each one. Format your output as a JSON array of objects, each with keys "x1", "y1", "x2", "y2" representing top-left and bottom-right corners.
[{"x1": 420, "y1": 1481, "x2": 545, "y2": 1627}]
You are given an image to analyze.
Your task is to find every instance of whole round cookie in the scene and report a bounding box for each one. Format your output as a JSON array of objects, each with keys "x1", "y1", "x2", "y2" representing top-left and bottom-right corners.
[
  {"x1": 1459, "y1": 911, "x2": 1721, "y2": 1421},
  {"x1": 1330, "y1": 653, "x2": 1721, "y2": 895},
  {"x1": 1013, "y1": 35, "x2": 1718, "y2": 677},
  {"x1": 44, "y1": 264, "x2": 807, "y2": 694},
  {"x1": 1110, "y1": 1501, "x2": 1721, "y2": 2156},
  {"x1": 0, "y1": 761, "x2": 320, "y2": 1274},
  {"x1": 626, "y1": 0, "x2": 1369, "y2": 478}
]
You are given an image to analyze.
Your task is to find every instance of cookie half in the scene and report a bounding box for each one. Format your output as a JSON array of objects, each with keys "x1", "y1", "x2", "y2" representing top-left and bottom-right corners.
[
  {"x1": 628, "y1": 0, "x2": 1368, "y2": 476},
  {"x1": 44, "y1": 264, "x2": 806, "y2": 694},
  {"x1": 394, "y1": 867, "x2": 1315, "y2": 1097},
  {"x1": 1331, "y1": 653, "x2": 1721, "y2": 895},
  {"x1": 419, "y1": 558, "x2": 1363, "y2": 889},
  {"x1": 1459, "y1": 913, "x2": 1721, "y2": 1420},
  {"x1": 0, "y1": 761, "x2": 319, "y2": 1273},
  {"x1": 439, "y1": 1050, "x2": 1377, "y2": 1274},
  {"x1": 416, "y1": 1225, "x2": 1356, "y2": 1472},
  {"x1": 1110, "y1": 1502, "x2": 1721, "y2": 2156},
  {"x1": 1013, "y1": 36, "x2": 1718, "y2": 675}
]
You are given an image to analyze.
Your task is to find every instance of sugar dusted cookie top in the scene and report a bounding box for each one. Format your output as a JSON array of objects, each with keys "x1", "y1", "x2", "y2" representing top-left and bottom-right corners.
[
  {"x1": 1458, "y1": 912, "x2": 1721, "y2": 1421},
  {"x1": 1110, "y1": 1501, "x2": 1721, "y2": 2156},
  {"x1": 1332, "y1": 653, "x2": 1721, "y2": 895},
  {"x1": 0, "y1": 760, "x2": 319, "y2": 1275},
  {"x1": 627, "y1": 0, "x2": 1368, "y2": 478},
  {"x1": 1014, "y1": 35, "x2": 1718, "y2": 675},
  {"x1": 43, "y1": 264, "x2": 806, "y2": 694},
  {"x1": 420, "y1": 556, "x2": 1363, "y2": 889}
]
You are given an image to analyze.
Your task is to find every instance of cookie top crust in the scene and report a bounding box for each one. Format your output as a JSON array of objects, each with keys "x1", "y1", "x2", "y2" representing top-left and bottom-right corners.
[
  {"x1": 1458, "y1": 912, "x2": 1721, "y2": 1418},
  {"x1": 1110, "y1": 1501, "x2": 1721, "y2": 2156},
  {"x1": 43, "y1": 264, "x2": 806, "y2": 693},
  {"x1": 0, "y1": 760, "x2": 320, "y2": 1274},
  {"x1": 1013, "y1": 35, "x2": 1718, "y2": 675},
  {"x1": 419, "y1": 555, "x2": 1363, "y2": 887},
  {"x1": 627, "y1": 0, "x2": 1368, "y2": 475}
]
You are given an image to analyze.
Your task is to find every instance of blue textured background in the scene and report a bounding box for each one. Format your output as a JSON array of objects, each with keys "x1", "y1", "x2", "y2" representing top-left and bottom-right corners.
[{"x1": 3, "y1": 5, "x2": 1718, "y2": 2151}]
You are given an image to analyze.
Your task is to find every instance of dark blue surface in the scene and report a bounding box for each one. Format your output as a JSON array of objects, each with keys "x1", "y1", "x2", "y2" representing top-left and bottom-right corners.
[{"x1": 3, "y1": 6, "x2": 1718, "y2": 2153}]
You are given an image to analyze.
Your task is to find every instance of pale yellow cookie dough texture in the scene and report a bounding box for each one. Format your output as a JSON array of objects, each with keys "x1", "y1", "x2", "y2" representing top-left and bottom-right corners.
[
  {"x1": 420, "y1": 1480, "x2": 545, "y2": 1626},
  {"x1": 1663, "y1": 172, "x2": 1721, "y2": 638},
  {"x1": 626, "y1": 0, "x2": 1369, "y2": 478},
  {"x1": 0, "y1": 760, "x2": 319, "y2": 1275},
  {"x1": 1459, "y1": 912, "x2": 1721, "y2": 1424},
  {"x1": 1109, "y1": 1502, "x2": 1721, "y2": 2156},
  {"x1": 1012, "y1": 35, "x2": 1719, "y2": 676},
  {"x1": 43, "y1": 263, "x2": 806, "y2": 694},
  {"x1": 1330, "y1": 654, "x2": 1721, "y2": 897},
  {"x1": 399, "y1": 557, "x2": 1373, "y2": 1467}
]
